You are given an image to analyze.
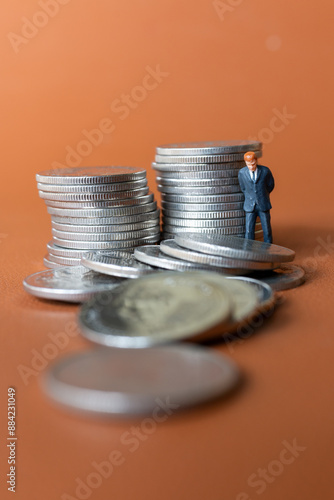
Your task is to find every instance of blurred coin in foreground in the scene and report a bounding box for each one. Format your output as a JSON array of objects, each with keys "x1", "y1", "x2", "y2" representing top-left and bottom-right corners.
[
  {"x1": 42, "y1": 346, "x2": 240, "y2": 416},
  {"x1": 78, "y1": 271, "x2": 233, "y2": 347}
]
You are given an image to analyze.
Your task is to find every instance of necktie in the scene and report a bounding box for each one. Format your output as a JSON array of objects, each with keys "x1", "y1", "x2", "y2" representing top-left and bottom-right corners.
[{"x1": 252, "y1": 172, "x2": 255, "y2": 182}]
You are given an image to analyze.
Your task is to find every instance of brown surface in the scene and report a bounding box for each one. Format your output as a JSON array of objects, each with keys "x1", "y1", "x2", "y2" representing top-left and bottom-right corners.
[{"x1": 1, "y1": 1, "x2": 334, "y2": 499}]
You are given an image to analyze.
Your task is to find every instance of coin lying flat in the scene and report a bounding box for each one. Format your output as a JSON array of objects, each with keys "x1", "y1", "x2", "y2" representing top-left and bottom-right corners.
[
  {"x1": 81, "y1": 250, "x2": 156, "y2": 278},
  {"x1": 251, "y1": 264, "x2": 305, "y2": 291},
  {"x1": 175, "y1": 233, "x2": 295, "y2": 263},
  {"x1": 134, "y1": 245, "x2": 225, "y2": 272},
  {"x1": 39, "y1": 186, "x2": 149, "y2": 201},
  {"x1": 51, "y1": 219, "x2": 159, "y2": 233},
  {"x1": 50, "y1": 209, "x2": 160, "y2": 225},
  {"x1": 36, "y1": 166, "x2": 147, "y2": 184},
  {"x1": 162, "y1": 217, "x2": 245, "y2": 228},
  {"x1": 42, "y1": 346, "x2": 240, "y2": 416},
  {"x1": 160, "y1": 201, "x2": 244, "y2": 212},
  {"x1": 156, "y1": 177, "x2": 240, "y2": 187},
  {"x1": 156, "y1": 140, "x2": 262, "y2": 156},
  {"x1": 152, "y1": 161, "x2": 245, "y2": 172},
  {"x1": 51, "y1": 227, "x2": 160, "y2": 241},
  {"x1": 44, "y1": 193, "x2": 155, "y2": 209},
  {"x1": 79, "y1": 271, "x2": 234, "y2": 347},
  {"x1": 52, "y1": 234, "x2": 160, "y2": 250},
  {"x1": 163, "y1": 209, "x2": 244, "y2": 219},
  {"x1": 23, "y1": 266, "x2": 125, "y2": 302},
  {"x1": 162, "y1": 225, "x2": 245, "y2": 236},
  {"x1": 37, "y1": 179, "x2": 147, "y2": 193},
  {"x1": 46, "y1": 253, "x2": 82, "y2": 266},
  {"x1": 155, "y1": 150, "x2": 262, "y2": 163},
  {"x1": 160, "y1": 240, "x2": 280, "y2": 271},
  {"x1": 161, "y1": 231, "x2": 264, "y2": 242},
  {"x1": 43, "y1": 256, "x2": 63, "y2": 269},
  {"x1": 160, "y1": 193, "x2": 244, "y2": 204},
  {"x1": 47, "y1": 201, "x2": 157, "y2": 217},
  {"x1": 158, "y1": 184, "x2": 241, "y2": 195},
  {"x1": 155, "y1": 169, "x2": 240, "y2": 179}
]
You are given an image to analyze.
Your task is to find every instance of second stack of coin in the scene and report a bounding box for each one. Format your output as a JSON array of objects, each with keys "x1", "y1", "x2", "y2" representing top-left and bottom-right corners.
[
  {"x1": 36, "y1": 167, "x2": 160, "y2": 268},
  {"x1": 153, "y1": 141, "x2": 264, "y2": 241}
]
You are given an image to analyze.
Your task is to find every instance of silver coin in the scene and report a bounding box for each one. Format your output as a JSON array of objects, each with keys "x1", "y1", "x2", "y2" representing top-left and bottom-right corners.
[
  {"x1": 81, "y1": 250, "x2": 156, "y2": 278},
  {"x1": 152, "y1": 161, "x2": 244, "y2": 172},
  {"x1": 47, "y1": 253, "x2": 82, "y2": 266},
  {"x1": 37, "y1": 179, "x2": 147, "y2": 193},
  {"x1": 42, "y1": 346, "x2": 240, "y2": 416},
  {"x1": 162, "y1": 209, "x2": 244, "y2": 219},
  {"x1": 175, "y1": 233, "x2": 295, "y2": 263},
  {"x1": 52, "y1": 227, "x2": 160, "y2": 242},
  {"x1": 162, "y1": 217, "x2": 245, "y2": 228},
  {"x1": 134, "y1": 245, "x2": 224, "y2": 272},
  {"x1": 51, "y1": 219, "x2": 160, "y2": 233},
  {"x1": 46, "y1": 200, "x2": 157, "y2": 217},
  {"x1": 158, "y1": 184, "x2": 241, "y2": 195},
  {"x1": 36, "y1": 166, "x2": 147, "y2": 184},
  {"x1": 155, "y1": 150, "x2": 262, "y2": 164},
  {"x1": 155, "y1": 168, "x2": 240, "y2": 179},
  {"x1": 160, "y1": 201, "x2": 244, "y2": 212},
  {"x1": 162, "y1": 225, "x2": 246, "y2": 236},
  {"x1": 39, "y1": 186, "x2": 149, "y2": 201},
  {"x1": 160, "y1": 240, "x2": 280, "y2": 271},
  {"x1": 78, "y1": 271, "x2": 233, "y2": 347},
  {"x1": 160, "y1": 193, "x2": 244, "y2": 203},
  {"x1": 50, "y1": 209, "x2": 160, "y2": 226},
  {"x1": 52, "y1": 234, "x2": 160, "y2": 250},
  {"x1": 43, "y1": 256, "x2": 63, "y2": 269},
  {"x1": 156, "y1": 177, "x2": 239, "y2": 187},
  {"x1": 23, "y1": 266, "x2": 125, "y2": 302},
  {"x1": 44, "y1": 193, "x2": 155, "y2": 209},
  {"x1": 251, "y1": 264, "x2": 305, "y2": 291},
  {"x1": 47, "y1": 241, "x2": 104, "y2": 258},
  {"x1": 156, "y1": 141, "x2": 262, "y2": 156},
  {"x1": 161, "y1": 230, "x2": 264, "y2": 242}
]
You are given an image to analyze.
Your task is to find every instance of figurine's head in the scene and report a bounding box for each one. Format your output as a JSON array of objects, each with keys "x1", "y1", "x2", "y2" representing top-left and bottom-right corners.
[{"x1": 244, "y1": 151, "x2": 258, "y2": 172}]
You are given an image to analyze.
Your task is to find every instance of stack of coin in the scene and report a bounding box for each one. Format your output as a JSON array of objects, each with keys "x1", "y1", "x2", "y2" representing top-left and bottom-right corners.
[
  {"x1": 35, "y1": 167, "x2": 160, "y2": 268},
  {"x1": 152, "y1": 141, "x2": 264, "y2": 241}
]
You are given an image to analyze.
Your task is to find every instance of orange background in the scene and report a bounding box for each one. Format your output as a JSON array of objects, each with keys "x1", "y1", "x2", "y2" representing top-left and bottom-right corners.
[{"x1": 1, "y1": 1, "x2": 334, "y2": 499}]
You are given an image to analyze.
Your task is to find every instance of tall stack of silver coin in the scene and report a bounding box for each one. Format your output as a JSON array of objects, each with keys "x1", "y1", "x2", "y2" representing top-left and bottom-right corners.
[
  {"x1": 152, "y1": 141, "x2": 264, "y2": 241},
  {"x1": 36, "y1": 167, "x2": 160, "y2": 268}
]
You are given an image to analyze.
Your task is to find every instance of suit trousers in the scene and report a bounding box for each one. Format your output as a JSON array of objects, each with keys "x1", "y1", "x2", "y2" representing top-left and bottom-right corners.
[{"x1": 245, "y1": 205, "x2": 272, "y2": 243}]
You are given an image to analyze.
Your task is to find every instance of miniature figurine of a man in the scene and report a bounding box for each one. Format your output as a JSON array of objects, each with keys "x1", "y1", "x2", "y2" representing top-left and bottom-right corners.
[{"x1": 238, "y1": 151, "x2": 275, "y2": 243}]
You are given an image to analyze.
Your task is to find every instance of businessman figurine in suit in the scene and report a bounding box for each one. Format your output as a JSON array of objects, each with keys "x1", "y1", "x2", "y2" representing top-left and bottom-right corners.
[{"x1": 238, "y1": 151, "x2": 275, "y2": 243}]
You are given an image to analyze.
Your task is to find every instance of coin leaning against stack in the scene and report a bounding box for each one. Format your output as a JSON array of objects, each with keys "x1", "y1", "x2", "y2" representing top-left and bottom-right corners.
[
  {"x1": 153, "y1": 141, "x2": 264, "y2": 241},
  {"x1": 35, "y1": 167, "x2": 160, "y2": 268}
]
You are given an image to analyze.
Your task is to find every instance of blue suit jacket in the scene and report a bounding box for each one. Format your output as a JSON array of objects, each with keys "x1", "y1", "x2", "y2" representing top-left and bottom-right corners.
[{"x1": 238, "y1": 165, "x2": 275, "y2": 212}]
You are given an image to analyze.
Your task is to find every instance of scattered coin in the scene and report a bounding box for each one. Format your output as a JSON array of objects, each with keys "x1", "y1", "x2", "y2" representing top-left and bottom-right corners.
[
  {"x1": 42, "y1": 346, "x2": 240, "y2": 416},
  {"x1": 175, "y1": 233, "x2": 295, "y2": 263},
  {"x1": 23, "y1": 266, "x2": 125, "y2": 302},
  {"x1": 160, "y1": 240, "x2": 280, "y2": 271},
  {"x1": 251, "y1": 264, "x2": 305, "y2": 291},
  {"x1": 134, "y1": 245, "x2": 224, "y2": 272},
  {"x1": 81, "y1": 250, "x2": 156, "y2": 278}
]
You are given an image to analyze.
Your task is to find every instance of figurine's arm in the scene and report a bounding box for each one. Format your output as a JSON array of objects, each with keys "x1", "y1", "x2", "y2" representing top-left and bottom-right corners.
[
  {"x1": 266, "y1": 169, "x2": 275, "y2": 193},
  {"x1": 238, "y1": 171, "x2": 246, "y2": 193}
]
